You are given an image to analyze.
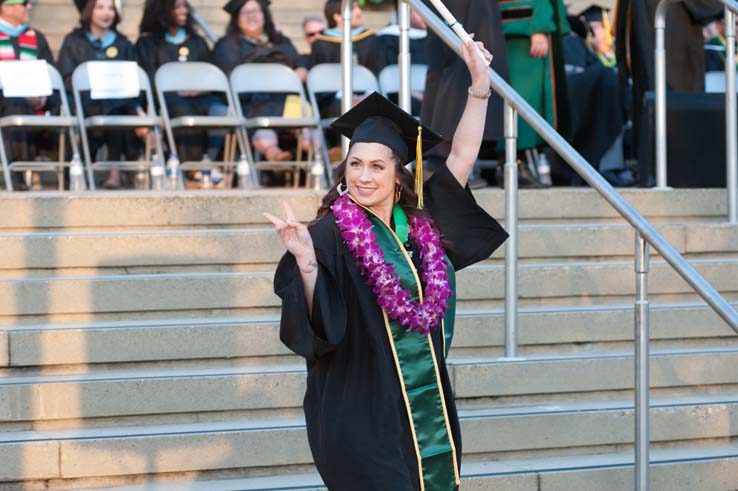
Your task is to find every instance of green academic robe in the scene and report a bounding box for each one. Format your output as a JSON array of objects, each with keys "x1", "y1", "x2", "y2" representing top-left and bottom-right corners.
[{"x1": 499, "y1": 0, "x2": 570, "y2": 150}]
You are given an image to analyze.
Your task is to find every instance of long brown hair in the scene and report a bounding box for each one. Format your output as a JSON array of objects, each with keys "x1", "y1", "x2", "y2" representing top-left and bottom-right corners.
[{"x1": 313, "y1": 148, "x2": 432, "y2": 226}]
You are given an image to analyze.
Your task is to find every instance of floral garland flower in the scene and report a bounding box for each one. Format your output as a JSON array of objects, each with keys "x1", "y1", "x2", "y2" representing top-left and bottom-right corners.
[{"x1": 331, "y1": 195, "x2": 452, "y2": 334}]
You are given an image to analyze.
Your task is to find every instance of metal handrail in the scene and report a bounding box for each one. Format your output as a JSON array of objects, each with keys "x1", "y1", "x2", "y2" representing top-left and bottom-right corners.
[
  {"x1": 334, "y1": 1, "x2": 738, "y2": 490},
  {"x1": 401, "y1": 0, "x2": 738, "y2": 332},
  {"x1": 656, "y1": 0, "x2": 738, "y2": 222}
]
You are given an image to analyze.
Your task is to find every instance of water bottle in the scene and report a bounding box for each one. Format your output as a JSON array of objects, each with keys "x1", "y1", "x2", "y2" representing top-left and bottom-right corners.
[
  {"x1": 150, "y1": 154, "x2": 165, "y2": 191},
  {"x1": 134, "y1": 169, "x2": 147, "y2": 190},
  {"x1": 311, "y1": 152, "x2": 326, "y2": 191},
  {"x1": 536, "y1": 153, "x2": 552, "y2": 187},
  {"x1": 201, "y1": 168, "x2": 212, "y2": 190},
  {"x1": 69, "y1": 153, "x2": 85, "y2": 191},
  {"x1": 236, "y1": 154, "x2": 251, "y2": 190},
  {"x1": 166, "y1": 153, "x2": 182, "y2": 190}
]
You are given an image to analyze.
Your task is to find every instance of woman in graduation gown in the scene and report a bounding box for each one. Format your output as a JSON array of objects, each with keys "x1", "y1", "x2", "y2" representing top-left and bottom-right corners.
[
  {"x1": 57, "y1": 0, "x2": 141, "y2": 189},
  {"x1": 213, "y1": 0, "x2": 300, "y2": 162},
  {"x1": 267, "y1": 40, "x2": 508, "y2": 491},
  {"x1": 136, "y1": 0, "x2": 221, "y2": 164}
]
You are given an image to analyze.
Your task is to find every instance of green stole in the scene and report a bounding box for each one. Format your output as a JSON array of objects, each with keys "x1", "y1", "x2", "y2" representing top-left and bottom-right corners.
[{"x1": 364, "y1": 203, "x2": 460, "y2": 491}]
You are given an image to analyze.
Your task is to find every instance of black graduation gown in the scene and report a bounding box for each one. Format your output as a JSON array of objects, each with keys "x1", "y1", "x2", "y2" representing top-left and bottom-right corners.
[
  {"x1": 563, "y1": 34, "x2": 625, "y2": 169},
  {"x1": 420, "y1": 0, "x2": 510, "y2": 144},
  {"x1": 56, "y1": 29, "x2": 141, "y2": 161},
  {"x1": 308, "y1": 28, "x2": 386, "y2": 75},
  {"x1": 213, "y1": 34, "x2": 299, "y2": 117},
  {"x1": 0, "y1": 27, "x2": 60, "y2": 167},
  {"x1": 274, "y1": 166, "x2": 508, "y2": 491},
  {"x1": 376, "y1": 26, "x2": 428, "y2": 67},
  {"x1": 615, "y1": 0, "x2": 721, "y2": 155},
  {"x1": 135, "y1": 33, "x2": 215, "y2": 162},
  {"x1": 57, "y1": 29, "x2": 139, "y2": 113},
  {"x1": 135, "y1": 33, "x2": 211, "y2": 87}
]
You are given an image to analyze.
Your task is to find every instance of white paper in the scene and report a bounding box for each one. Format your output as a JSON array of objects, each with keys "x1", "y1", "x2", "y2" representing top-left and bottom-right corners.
[
  {"x1": 88, "y1": 61, "x2": 140, "y2": 99},
  {"x1": 0, "y1": 60, "x2": 52, "y2": 97}
]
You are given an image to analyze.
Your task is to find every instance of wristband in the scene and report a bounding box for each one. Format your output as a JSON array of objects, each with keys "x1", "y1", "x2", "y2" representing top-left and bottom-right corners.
[{"x1": 468, "y1": 86, "x2": 492, "y2": 100}]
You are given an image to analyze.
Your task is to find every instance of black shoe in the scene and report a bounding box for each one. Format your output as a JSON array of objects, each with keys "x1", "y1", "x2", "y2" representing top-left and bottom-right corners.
[
  {"x1": 602, "y1": 169, "x2": 637, "y2": 187},
  {"x1": 12, "y1": 178, "x2": 28, "y2": 191}
]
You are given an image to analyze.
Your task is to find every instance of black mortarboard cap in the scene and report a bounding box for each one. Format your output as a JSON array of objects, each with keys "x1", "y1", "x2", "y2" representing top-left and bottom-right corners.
[
  {"x1": 331, "y1": 92, "x2": 443, "y2": 209},
  {"x1": 578, "y1": 4, "x2": 610, "y2": 22},
  {"x1": 224, "y1": 0, "x2": 269, "y2": 16},
  {"x1": 330, "y1": 91, "x2": 443, "y2": 165}
]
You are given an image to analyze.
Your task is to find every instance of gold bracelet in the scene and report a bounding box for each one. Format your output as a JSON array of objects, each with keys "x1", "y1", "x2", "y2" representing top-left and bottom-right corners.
[{"x1": 468, "y1": 86, "x2": 492, "y2": 100}]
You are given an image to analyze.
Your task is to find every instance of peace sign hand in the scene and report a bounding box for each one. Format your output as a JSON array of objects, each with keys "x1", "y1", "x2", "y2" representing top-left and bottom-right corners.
[{"x1": 264, "y1": 202, "x2": 315, "y2": 262}]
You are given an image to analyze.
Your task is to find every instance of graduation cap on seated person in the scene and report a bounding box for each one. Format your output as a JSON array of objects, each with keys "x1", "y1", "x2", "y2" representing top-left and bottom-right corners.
[
  {"x1": 330, "y1": 91, "x2": 444, "y2": 209},
  {"x1": 577, "y1": 3, "x2": 611, "y2": 23}
]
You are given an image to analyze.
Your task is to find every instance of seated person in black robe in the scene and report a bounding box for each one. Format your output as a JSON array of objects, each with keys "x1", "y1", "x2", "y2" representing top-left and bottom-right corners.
[
  {"x1": 308, "y1": 0, "x2": 386, "y2": 124},
  {"x1": 57, "y1": 0, "x2": 142, "y2": 189},
  {"x1": 268, "y1": 40, "x2": 506, "y2": 491},
  {"x1": 136, "y1": 0, "x2": 223, "y2": 169},
  {"x1": 0, "y1": 0, "x2": 59, "y2": 190},
  {"x1": 214, "y1": 0, "x2": 301, "y2": 163},
  {"x1": 563, "y1": 8, "x2": 634, "y2": 186},
  {"x1": 376, "y1": 7, "x2": 428, "y2": 116}
]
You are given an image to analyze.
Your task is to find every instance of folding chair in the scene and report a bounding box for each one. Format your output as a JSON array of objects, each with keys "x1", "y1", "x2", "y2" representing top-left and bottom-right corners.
[
  {"x1": 230, "y1": 62, "x2": 329, "y2": 188},
  {"x1": 378, "y1": 63, "x2": 428, "y2": 116},
  {"x1": 155, "y1": 61, "x2": 247, "y2": 186},
  {"x1": 306, "y1": 63, "x2": 380, "y2": 167},
  {"x1": 72, "y1": 61, "x2": 164, "y2": 190},
  {"x1": 0, "y1": 62, "x2": 80, "y2": 191}
]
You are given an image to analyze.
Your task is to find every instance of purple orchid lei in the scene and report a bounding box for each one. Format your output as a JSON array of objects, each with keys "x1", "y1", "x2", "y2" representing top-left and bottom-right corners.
[{"x1": 331, "y1": 194, "x2": 452, "y2": 335}]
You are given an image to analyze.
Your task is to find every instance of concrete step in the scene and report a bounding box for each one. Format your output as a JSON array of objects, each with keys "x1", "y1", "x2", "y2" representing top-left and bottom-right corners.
[
  {"x1": 2, "y1": 302, "x2": 736, "y2": 368},
  {"x1": 1, "y1": 257, "x2": 737, "y2": 320},
  {"x1": 2, "y1": 394, "x2": 738, "y2": 483},
  {"x1": 54, "y1": 444, "x2": 738, "y2": 491},
  {"x1": 3, "y1": 348, "x2": 738, "y2": 422},
  {"x1": 2, "y1": 223, "x2": 737, "y2": 275},
  {"x1": 0, "y1": 189, "x2": 727, "y2": 231}
]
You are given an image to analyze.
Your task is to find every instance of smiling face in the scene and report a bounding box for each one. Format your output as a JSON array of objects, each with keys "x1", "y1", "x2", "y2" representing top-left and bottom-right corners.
[
  {"x1": 0, "y1": 0, "x2": 31, "y2": 27},
  {"x1": 345, "y1": 142, "x2": 398, "y2": 220},
  {"x1": 171, "y1": 0, "x2": 188, "y2": 27},
  {"x1": 238, "y1": 0, "x2": 265, "y2": 38},
  {"x1": 90, "y1": 0, "x2": 115, "y2": 31}
]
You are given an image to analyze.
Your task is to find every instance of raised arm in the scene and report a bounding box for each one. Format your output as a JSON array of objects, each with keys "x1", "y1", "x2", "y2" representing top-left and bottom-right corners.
[{"x1": 446, "y1": 39, "x2": 493, "y2": 187}]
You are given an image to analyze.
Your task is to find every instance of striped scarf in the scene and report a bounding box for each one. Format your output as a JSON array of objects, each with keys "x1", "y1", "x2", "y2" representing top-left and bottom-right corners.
[{"x1": 0, "y1": 28, "x2": 38, "y2": 61}]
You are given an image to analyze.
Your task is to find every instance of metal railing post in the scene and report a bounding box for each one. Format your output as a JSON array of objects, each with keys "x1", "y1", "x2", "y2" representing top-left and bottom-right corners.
[
  {"x1": 398, "y1": 0, "x2": 412, "y2": 112},
  {"x1": 654, "y1": 0, "x2": 678, "y2": 189},
  {"x1": 727, "y1": 7, "x2": 738, "y2": 223},
  {"x1": 341, "y1": 0, "x2": 354, "y2": 159},
  {"x1": 635, "y1": 232, "x2": 651, "y2": 491},
  {"x1": 504, "y1": 101, "x2": 519, "y2": 358}
]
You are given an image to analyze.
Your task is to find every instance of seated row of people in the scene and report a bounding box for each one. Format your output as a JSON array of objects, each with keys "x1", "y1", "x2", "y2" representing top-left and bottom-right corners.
[{"x1": 0, "y1": 0, "x2": 410, "y2": 189}]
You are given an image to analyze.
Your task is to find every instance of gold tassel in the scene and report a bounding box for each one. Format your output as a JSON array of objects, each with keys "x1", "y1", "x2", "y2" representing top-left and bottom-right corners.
[
  {"x1": 415, "y1": 124, "x2": 423, "y2": 209},
  {"x1": 602, "y1": 8, "x2": 614, "y2": 54}
]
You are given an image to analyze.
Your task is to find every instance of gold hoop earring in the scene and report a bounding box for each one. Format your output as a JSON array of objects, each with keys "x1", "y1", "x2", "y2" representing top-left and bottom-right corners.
[{"x1": 394, "y1": 182, "x2": 402, "y2": 203}]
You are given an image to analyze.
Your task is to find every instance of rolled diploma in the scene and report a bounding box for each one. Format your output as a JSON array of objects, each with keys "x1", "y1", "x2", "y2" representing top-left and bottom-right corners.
[{"x1": 426, "y1": 0, "x2": 491, "y2": 65}]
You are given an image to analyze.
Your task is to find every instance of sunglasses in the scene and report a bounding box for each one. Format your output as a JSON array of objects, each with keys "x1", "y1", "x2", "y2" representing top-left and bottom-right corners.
[{"x1": 305, "y1": 30, "x2": 324, "y2": 38}]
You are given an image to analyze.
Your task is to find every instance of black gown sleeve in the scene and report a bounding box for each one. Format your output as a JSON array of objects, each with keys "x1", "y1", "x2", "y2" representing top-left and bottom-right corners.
[
  {"x1": 424, "y1": 165, "x2": 508, "y2": 271},
  {"x1": 34, "y1": 31, "x2": 60, "y2": 112},
  {"x1": 213, "y1": 36, "x2": 244, "y2": 75},
  {"x1": 275, "y1": 216, "x2": 348, "y2": 361}
]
